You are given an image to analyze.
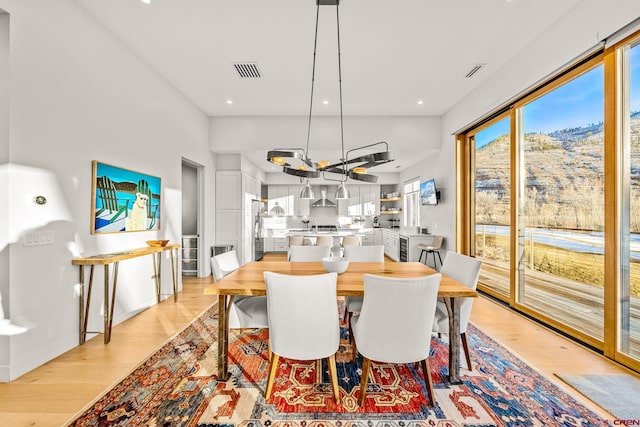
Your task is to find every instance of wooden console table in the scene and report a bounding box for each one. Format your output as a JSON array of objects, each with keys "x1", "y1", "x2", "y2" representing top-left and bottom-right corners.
[{"x1": 72, "y1": 243, "x2": 180, "y2": 344}]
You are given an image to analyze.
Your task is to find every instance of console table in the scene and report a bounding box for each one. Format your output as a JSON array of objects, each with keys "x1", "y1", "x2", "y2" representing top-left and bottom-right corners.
[{"x1": 72, "y1": 243, "x2": 180, "y2": 344}]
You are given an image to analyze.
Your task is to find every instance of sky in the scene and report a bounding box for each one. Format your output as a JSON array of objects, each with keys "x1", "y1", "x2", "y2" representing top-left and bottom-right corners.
[{"x1": 476, "y1": 45, "x2": 640, "y2": 149}]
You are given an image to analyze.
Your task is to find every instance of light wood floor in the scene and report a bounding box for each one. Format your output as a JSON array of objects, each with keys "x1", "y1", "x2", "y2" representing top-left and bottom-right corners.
[{"x1": 0, "y1": 255, "x2": 636, "y2": 426}]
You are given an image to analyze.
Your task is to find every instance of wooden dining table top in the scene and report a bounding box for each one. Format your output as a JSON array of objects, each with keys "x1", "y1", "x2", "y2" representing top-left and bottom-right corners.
[{"x1": 203, "y1": 260, "x2": 477, "y2": 299}]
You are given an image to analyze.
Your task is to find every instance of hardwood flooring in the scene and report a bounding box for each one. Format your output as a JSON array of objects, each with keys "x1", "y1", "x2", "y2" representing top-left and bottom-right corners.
[{"x1": 0, "y1": 254, "x2": 636, "y2": 426}]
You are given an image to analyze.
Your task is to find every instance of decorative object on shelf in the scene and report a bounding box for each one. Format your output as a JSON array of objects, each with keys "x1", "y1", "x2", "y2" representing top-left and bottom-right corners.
[
  {"x1": 266, "y1": 0, "x2": 394, "y2": 197},
  {"x1": 91, "y1": 161, "x2": 161, "y2": 234},
  {"x1": 146, "y1": 239, "x2": 169, "y2": 247}
]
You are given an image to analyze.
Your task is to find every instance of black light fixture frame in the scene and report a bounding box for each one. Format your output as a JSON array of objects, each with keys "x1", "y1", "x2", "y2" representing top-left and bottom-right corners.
[{"x1": 266, "y1": 0, "x2": 393, "y2": 183}]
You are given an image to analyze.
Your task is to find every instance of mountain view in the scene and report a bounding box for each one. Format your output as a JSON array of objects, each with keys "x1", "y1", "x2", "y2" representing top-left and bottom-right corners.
[{"x1": 475, "y1": 113, "x2": 640, "y2": 232}]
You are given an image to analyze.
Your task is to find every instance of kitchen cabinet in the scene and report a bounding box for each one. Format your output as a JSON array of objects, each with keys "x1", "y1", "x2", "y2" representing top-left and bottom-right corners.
[
  {"x1": 267, "y1": 185, "x2": 291, "y2": 216},
  {"x1": 382, "y1": 229, "x2": 399, "y2": 261},
  {"x1": 361, "y1": 231, "x2": 374, "y2": 246},
  {"x1": 337, "y1": 184, "x2": 379, "y2": 216},
  {"x1": 289, "y1": 185, "x2": 310, "y2": 216},
  {"x1": 373, "y1": 228, "x2": 383, "y2": 245},
  {"x1": 181, "y1": 235, "x2": 198, "y2": 276},
  {"x1": 361, "y1": 184, "x2": 380, "y2": 215},
  {"x1": 347, "y1": 185, "x2": 361, "y2": 216}
]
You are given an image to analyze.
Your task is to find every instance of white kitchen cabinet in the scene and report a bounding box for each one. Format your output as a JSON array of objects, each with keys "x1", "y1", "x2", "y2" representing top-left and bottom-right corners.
[
  {"x1": 347, "y1": 185, "x2": 361, "y2": 216},
  {"x1": 361, "y1": 184, "x2": 380, "y2": 215},
  {"x1": 264, "y1": 236, "x2": 274, "y2": 252},
  {"x1": 361, "y1": 231, "x2": 374, "y2": 246},
  {"x1": 289, "y1": 185, "x2": 310, "y2": 216},
  {"x1": 373, "y1": 228, "x2": 383, "y2": 246},
  {"x1": 268, "y1": 185, "x2": 291, "y2": 216},
  {"x1": 273, "y1": 238, "x2": 287, "y2": 252},
  {"x1": 383, "y1": 229, "x2": 399, "y2": 261}
]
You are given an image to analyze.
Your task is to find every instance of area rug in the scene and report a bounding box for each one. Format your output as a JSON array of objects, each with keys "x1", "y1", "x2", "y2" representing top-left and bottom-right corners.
[
  {"x1": 69, "y1": 303, "x2": 608, "y2": 426},
  {"x1": 556, "y1": 373, "x2": 640, "y2": 420}
]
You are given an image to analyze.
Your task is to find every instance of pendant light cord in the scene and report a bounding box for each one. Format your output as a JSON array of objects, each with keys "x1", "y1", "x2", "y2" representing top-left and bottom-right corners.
[
  {"x1": 336, "y1": 3, "x2": 346, "y2": 182},
  {"x1": 305, "y1": 5, "x2": 320, "y2": 161}
]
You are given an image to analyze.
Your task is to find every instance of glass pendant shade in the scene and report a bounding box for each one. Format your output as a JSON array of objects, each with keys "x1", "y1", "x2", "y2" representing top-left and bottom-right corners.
[
  {"x1": 300, "y1": 181, "x2": 315, "y2": 199},
  {"x1": 335, "y1": 182, "x2": 350, "y2": 199}
]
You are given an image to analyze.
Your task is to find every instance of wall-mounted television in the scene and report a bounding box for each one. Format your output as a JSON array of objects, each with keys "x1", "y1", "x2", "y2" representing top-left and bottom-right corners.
[{"x1": 420, "y1": 179, "x2": 439, "y2": 205}]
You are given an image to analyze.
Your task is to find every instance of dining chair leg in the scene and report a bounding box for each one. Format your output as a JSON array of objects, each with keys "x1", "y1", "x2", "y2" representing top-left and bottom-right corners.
[
  {"x1": 327, "y1": 354, "x2": 340, "y2": 403},
  {"x1": 461, "y1": 332, "x2": 472, "y2": 370},
  {"x1": 420, "y1": 358, "x2": 436, "y2": 407},
  {"x1": 265, "y1": 353, "x2": 280, "y2": 399},
  {"x1": 358, "y1": 357, "x2": 372, "y2": 406},
  {"x1": 351, "y1": 325, "x2": 358, "y2": 362}
]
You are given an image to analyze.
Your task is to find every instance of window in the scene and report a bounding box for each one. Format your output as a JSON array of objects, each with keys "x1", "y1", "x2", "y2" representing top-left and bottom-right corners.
[{"x1": 404, "y1": 179, "x2": 420, "y2": 227}]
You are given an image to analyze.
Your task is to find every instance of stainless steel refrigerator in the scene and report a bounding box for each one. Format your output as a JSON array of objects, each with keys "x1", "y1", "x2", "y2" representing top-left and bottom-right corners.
[{"x1": 252, "y1": 199, "x2": 264, "y2": 261}]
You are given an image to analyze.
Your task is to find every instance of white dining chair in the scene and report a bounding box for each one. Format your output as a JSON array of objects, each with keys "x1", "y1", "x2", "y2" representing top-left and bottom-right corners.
[
  {"x1": 351, "y1": 273, "x2": 442, "y2": 407},
  {"x1": 288, "y1": 245, "x2": 331, "y2": 262},
  {"x1": 342, "y1": 245, "x2": 384, "y2": 324},
  {"x1": 263, "y1": 271, "x2": 341, "y2": 403},
  {"x1": 211, "y1": 250, "x2": 268, "y2": 329},
  {"x1": 315, "y1": 235, "x2": 334, "y2": 247},
  {"x1": 341, "y1": 235, "x2": 361, "y2": 247},
  {"x1": 432, "y1": 251, "x2": 481, "y2": 370}
]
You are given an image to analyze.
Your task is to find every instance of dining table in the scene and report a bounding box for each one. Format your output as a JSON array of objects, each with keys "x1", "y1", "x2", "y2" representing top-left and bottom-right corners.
[{"x1": 203, "y1": 259, "x2": 478, "y2": 385}]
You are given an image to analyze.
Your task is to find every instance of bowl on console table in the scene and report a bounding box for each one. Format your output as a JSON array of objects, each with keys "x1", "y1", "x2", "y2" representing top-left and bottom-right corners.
[
  {"x1": 146, "y1": 240, "x2": 169, "y2": 247},
  {"x1": 322, "y1": 256, "x2": 350, "y2": 274}
]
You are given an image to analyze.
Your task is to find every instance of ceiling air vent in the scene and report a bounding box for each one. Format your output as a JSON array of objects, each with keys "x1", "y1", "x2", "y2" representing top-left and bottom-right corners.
[
  {"x1": 233, "y1": 62, "x2": 262, "y2": 78},
  {"x1": 465, "y1": 63, "x2": 485, "y2": 78}
]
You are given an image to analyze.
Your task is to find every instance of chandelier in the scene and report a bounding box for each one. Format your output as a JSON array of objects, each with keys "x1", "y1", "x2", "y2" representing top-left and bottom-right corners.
[{"x1": 266, "y1": 0, "x2": 394, "y2": 199}]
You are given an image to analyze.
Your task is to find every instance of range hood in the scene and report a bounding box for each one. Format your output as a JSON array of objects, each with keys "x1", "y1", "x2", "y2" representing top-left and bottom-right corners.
[{"x1": 311, "y1": 186, "x2": 337, "y2": 208}]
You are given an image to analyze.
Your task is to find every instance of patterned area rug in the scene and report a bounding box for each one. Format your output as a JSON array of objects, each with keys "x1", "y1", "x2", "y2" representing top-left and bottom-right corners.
[{"x1": 69, "y1": 303, "x2": 607, "y2": 426}]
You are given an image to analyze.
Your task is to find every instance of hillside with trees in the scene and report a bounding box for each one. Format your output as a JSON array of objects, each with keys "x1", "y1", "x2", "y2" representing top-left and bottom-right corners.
[{"x1": 475, "y1": 114, "x2": 640, "y2": 231}]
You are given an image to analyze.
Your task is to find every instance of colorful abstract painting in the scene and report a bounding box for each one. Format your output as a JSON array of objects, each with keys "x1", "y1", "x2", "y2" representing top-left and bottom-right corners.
[{"x1": 91, "y1": 161, "x2": 161, "y2": 234}]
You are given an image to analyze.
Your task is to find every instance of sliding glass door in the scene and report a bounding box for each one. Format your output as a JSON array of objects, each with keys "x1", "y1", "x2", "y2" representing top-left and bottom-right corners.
[
  {"x1": 472, "y1": 117, "x2": 511, "y2": 299},
  {"x1": 619, "y1": 41, "x2": 640, "y2": 360},
  {"x1": 517, "y1": 64, "x2": 605, "y2": 342}
]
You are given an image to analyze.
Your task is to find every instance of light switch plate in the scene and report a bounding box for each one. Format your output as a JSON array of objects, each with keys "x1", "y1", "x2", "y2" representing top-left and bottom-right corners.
[{"x1": 23, "y1": 231, "x2": 54, "y2": 246}]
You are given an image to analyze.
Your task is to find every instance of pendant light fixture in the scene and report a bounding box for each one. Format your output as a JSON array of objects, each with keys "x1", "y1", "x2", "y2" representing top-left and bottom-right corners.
[{"x1": 266, "y1": 0, "x2": 394, "y2": 196}]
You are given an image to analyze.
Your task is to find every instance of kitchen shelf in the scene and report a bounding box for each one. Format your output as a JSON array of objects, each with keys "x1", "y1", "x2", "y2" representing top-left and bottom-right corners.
[
  {"x1": 380, "y1": 210, "x2": 402, "y2": 215},
  {"x1": 380, "y1": 196, "x2": 402, "y2": 202}
]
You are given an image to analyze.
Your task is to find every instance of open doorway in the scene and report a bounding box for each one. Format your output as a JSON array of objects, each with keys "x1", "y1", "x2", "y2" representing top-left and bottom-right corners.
[{"x1": 181, "y1": 159, "x2": 203, "y2": 277}]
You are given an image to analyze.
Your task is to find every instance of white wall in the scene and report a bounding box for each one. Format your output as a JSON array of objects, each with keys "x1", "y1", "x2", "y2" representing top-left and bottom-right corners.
[
  {"x1": 0, "y1": 0, "x2": 213, "y2": 381},
  {"x1": 0, "y1": 11, "x2": 10, "y2": 372}
]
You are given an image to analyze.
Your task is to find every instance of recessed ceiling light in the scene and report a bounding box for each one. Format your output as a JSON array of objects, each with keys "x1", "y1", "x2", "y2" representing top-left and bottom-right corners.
[
  {"x1": 141, "y1": 0, "x2": 151, "y2": 4},
  {"x1": 226, "y1": 99, "x2": 233, "y2": 104},
  {"x1": 323, "y1": 100, "x2": 329, "y2": 105},
  {"x1": 417, "y1": 100, "x2": 424, "y2": 105}
]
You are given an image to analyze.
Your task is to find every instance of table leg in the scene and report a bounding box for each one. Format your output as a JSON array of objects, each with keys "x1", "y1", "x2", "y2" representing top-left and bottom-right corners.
[
  {"x1": 446, "y1": 296, "x2": 462, "y2": 384},
  {"x1": 170, "y1": 248, "x2": 178, "y2": 302},
  {"x1": 79, "y1": 266, "x2": 84, "y2": 344},
  {"x1": 103, "y1": 265, "x2": 110, "y2": 344},
  {"x1": 217, "y1": 295, "x2": 233, "y2": 381},
  {"x1": 152, "y1": 252, "x2": 161, "y2": 304},
  {"x1": 79, "y1": 266, "x2": 95, "y2": 345},
  {"x1": 102, "y1": 262, "x2": 120, "y2": 344}
]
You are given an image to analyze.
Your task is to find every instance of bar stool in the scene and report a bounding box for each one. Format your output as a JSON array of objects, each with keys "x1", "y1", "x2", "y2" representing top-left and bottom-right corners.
[{"x1": 418, "y1": 236, "x2": 443, "y2": 270}]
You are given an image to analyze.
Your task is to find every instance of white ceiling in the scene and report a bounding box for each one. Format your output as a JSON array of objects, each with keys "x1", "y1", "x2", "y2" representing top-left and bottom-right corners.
[{"x1": 74, "y1": 0, "x2": 580, "y2": 172}]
